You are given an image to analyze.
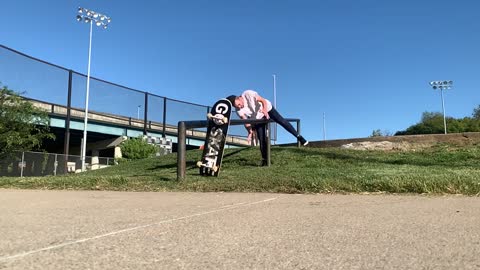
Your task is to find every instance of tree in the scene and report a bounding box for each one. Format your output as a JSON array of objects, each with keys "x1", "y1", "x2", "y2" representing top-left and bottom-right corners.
[
  {"x1": 420, "y1": 111, "x2": 443, "y2": 123},
  {"x1": 395, "y1": 112, "x2": 446, "y2": 135},
  {"x1": 370, "y1": 129, "x2": 392, "y2": 137},
  {"x1": 473, "y1": 105, "x2": 480, "y2": 119},
  {"x1": 395, "y1": 110, "x2": 480, "y2": 135},
  {"x1": 0, "y1": 85, "x2": 55, "y2": 158},
  {"x1": 370, "y1": 129, "x2": 382, "y2": 137}
]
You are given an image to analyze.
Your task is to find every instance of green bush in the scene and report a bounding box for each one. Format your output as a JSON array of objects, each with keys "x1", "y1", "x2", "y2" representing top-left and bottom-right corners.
[{"x1": 119, "y1": 137, "x2": 157, "y2": 160}]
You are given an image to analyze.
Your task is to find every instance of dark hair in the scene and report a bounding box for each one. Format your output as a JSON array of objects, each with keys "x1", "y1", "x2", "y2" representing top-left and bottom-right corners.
[{"x1": 226, "y1": 95, "x2": 237, "y2": 105}]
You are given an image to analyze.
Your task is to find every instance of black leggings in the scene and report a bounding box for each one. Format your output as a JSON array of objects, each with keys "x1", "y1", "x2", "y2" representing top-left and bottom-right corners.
[
  {"x1": 268, "y1": 107, "x2": 300, "y2": 138},
  {"x1": 254, "y1": 107, "x2": 300, "y2": 160}
]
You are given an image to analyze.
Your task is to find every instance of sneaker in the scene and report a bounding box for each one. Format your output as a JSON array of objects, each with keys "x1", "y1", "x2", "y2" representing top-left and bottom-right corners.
[{"x1": 298, "y1": 136, "x2": 309, "y2": 146}]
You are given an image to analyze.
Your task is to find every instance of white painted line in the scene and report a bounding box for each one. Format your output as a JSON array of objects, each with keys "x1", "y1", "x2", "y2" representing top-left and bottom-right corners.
[
  {"x1": 220, "y1": 202, "x2": 246, "y2": 208},
  {"x1": 0, "y1": 196, "x2": 278, "y2": 262}
]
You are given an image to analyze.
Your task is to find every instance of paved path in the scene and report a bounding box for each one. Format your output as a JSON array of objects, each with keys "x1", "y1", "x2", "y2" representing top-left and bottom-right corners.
[{"x1": 0, "y1": 190, "x2": 479, "y2": 269}]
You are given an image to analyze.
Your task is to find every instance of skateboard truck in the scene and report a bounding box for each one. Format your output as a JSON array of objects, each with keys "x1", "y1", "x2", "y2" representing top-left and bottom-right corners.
[{"x1": 207, "y1": 113, "x2": 228, "y2": 125}]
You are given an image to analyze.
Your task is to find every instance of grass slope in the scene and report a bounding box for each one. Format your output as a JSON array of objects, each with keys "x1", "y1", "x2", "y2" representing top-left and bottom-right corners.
[{"x1": 1, "y1": 144, "x2": 480, "y2": 195}]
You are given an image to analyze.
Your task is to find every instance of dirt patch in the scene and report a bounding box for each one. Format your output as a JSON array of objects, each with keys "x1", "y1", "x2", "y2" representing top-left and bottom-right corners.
[
  {"x1": 341, "y1": 141, "x2": 412, "y2": 151},
  {"x1": 307, "y1": 132, "x2": 480, "y2": 151}
]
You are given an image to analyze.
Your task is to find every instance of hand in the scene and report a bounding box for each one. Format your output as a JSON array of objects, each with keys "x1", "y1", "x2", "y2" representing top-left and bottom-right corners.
[
  {"x1": 263, "y1": 109, "x2": 270, "y2": 119},
  {"x1": 247, "y1": 129, "x2": 254, "y2": 143}
]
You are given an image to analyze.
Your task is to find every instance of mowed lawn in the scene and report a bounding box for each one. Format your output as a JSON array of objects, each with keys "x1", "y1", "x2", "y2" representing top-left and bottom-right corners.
[{"x1": 1, "y1": 144, "x2": 480, "y2": 195}]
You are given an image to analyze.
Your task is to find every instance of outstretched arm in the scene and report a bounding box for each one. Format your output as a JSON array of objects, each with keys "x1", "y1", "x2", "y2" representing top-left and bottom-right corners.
[{"x1": 239, "y1": 113, "x2": 255, "y2": 143}]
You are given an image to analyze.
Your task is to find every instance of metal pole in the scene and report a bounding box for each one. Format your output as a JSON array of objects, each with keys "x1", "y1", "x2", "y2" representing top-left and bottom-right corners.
[
  {"x1": 20, "y1": 152, "x2": 25, "y2": 177},
  {"x1": 162, "y1": 97, "x2": 167, "y2": 138},
  {"x1": 266, "y1": 123, "x2": 271, "y2": 166},
  {"x1": 64, "y1": 70, "x2": 73, "y2": 173},
  {"x1": 81, "y1": 20, "x2": 93, "y2": 172},
  {"x1": 177, "y1": 121, "x2": 187, "y2": 181},
  {"x1": 54, "y1": 154, "x2": 58, "y2": 176},
  {"x1": 296, "y1": 120, "x2": 301, "y2": 147},
  {"x1": 440, "y1": 89, "x2": 447, "y2": 134},
  {"x1": 144, "y1": 93, "x2": 148, "y2": 135},
  {"x1": 323, "y1": 112, "x2": 326, "y2": 141},
  {"x1": 272, "y1": 74, "x2": 277, "y2": 144}
]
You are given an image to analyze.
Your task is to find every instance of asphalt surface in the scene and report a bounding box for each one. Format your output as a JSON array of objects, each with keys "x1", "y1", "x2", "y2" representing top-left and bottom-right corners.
[{"x1": 0, "y1": 190, "x2": 479, "y2": 269}]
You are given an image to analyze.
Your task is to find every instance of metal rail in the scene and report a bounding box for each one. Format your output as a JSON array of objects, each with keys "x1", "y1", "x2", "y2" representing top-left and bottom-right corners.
[{"x1": 177, "y1": 118, "x2": 300, "y2": 180}]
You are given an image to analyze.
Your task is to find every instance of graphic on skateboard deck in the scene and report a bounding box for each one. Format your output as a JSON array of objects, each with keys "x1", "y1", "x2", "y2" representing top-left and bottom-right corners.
[{"x1": 197, "y1": 98, "x2": 232, "y2": 176}]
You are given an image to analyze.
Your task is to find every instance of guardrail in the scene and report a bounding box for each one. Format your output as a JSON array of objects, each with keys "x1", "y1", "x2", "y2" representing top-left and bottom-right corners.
[{"x1": 177, "y1": 118, "x2": 300, "y2": 180}]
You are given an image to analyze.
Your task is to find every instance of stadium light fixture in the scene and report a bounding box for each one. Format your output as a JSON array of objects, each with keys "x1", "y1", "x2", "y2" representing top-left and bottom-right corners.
[
  {"x1": 429, "y1": 80, "x2": 453, "y2": 134},
  {"x1": 76, "y1": 7, "x2": 111, "y2": 171}
]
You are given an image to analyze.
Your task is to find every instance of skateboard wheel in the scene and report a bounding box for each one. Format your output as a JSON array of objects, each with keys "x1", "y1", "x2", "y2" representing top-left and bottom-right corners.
[
  {"x1": 222, "y1": 117, "x2": 228, "y2": 123},
  {"x1": 207, "y1": 113, "x2": 213, "y2": 118},
  {"x1": 196, "y1": 161, "x2": 203, "y2": 167},
  {"x1": 212, "y1": 166, "x2": 218, "y2": 172}
]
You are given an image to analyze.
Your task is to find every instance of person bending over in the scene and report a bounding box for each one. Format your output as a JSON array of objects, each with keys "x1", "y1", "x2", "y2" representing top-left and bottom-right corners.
[{"x1": 227, "y1": 90, "x2": 308, "y2": 166}]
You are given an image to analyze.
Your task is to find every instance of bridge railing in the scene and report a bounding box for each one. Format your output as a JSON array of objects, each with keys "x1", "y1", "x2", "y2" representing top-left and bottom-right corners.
[
  {"x1": 27, "y1": 98, "x2": 251, "y2": 148},
  {"x1": 176, "y1": 118, "x2": 301, "y2": 181}
]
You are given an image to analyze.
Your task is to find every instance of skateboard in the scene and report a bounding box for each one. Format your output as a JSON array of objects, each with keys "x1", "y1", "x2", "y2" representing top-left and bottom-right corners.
[{"x1": 197, "y1": 98, "x2": 232, "y2": 176}]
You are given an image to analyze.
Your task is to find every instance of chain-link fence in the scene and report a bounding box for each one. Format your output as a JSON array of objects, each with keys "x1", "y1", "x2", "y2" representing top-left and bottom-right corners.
[
  {"x1": 0, "y1": 45, "x2": 247, "y2": 141},
  {"x1": 0, "y1": 151, "x2": 115, "y2": 177}
]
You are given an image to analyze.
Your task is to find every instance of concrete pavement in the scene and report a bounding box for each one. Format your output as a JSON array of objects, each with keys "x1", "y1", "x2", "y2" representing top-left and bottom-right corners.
[{"x1": 0, "y1": 190, "x2": 479, "y2": 269}]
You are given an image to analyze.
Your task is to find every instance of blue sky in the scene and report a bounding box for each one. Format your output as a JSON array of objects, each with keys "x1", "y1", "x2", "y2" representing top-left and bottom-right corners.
[{"x1": 1, "y1": 0, "x2": 479, "y2": 143}]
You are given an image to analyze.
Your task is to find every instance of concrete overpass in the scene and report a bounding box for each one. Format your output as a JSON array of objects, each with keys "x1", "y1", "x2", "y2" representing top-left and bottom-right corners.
[{"x1": 30, "y1": 99, "x2": 250, "y2": 158}]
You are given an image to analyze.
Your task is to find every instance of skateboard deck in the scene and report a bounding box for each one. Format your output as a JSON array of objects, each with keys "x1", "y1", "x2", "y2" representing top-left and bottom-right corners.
[{"x1": 197, "y1": 98, "x2": 232, "y2": 176}]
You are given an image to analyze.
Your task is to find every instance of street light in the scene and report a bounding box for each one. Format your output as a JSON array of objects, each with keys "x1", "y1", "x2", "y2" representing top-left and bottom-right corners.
[
  {"x1": 429, "y1": 80, "x2": 453, "y2": 134},
  {"x1": 76, "y1": 7, "x2": 111, "y2": 171}
]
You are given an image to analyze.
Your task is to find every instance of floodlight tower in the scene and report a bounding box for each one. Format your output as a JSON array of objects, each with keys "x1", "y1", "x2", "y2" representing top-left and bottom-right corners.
[
  {"x1": 429, "y1": 80, "x2": 453, "y2": 134},
  {"x1": 76, "y1": 7, "x2": 111, "y2": 171}
]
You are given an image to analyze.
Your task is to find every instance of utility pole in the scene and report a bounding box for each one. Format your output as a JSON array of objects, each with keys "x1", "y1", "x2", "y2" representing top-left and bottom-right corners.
[
  {"x1": 272, "y1": 74, "x2": 277, "y2": 144},
  {"x1": 323, "y1": 112, "x2": 326, "y2": 141}
]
